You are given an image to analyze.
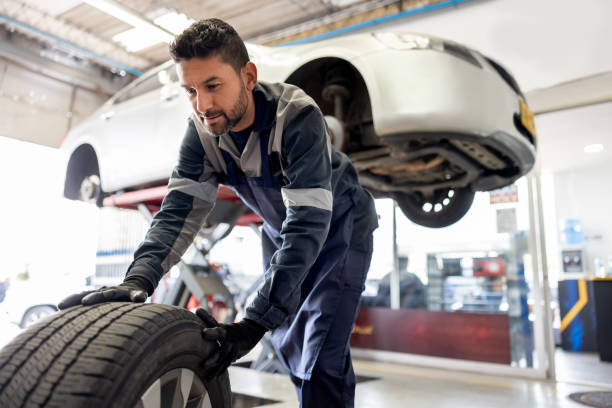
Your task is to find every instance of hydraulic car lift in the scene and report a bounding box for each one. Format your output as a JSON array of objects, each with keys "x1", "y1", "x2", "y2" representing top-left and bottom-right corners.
[
  {"x1": 102, "y1": 184, "x2": 287, "y2": 373},
  {"x1": 102, "y1": 184, "x2": 259, "y2": 320}
]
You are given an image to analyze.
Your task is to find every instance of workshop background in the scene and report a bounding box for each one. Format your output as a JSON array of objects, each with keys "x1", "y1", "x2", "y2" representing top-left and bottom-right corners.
[{"x1": 1, "y1": 0, "x2": 611, "y2": 407}]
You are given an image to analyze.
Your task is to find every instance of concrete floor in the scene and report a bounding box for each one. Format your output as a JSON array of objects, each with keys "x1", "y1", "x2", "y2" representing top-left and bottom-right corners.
[
  {"x1": 229, "y1": 359, "x2": 612, "y2": 407},
  {"x1": 555, "y1": 348, "x2": 612, "y2": 388},
  {"x1": 3, "y1": 316, "x2": 611, "y2": 407}
]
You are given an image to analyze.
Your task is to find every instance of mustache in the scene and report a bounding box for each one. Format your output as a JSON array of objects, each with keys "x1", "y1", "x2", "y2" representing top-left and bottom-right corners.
[{"x1": 201, "y1": 110, "x2": 224, "y2": 118}]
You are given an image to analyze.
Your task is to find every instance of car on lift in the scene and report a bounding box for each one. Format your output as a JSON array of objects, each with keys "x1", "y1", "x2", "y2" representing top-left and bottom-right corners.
[{"x1": 61, "y1": 31, "x2": 536, "y2": 228}]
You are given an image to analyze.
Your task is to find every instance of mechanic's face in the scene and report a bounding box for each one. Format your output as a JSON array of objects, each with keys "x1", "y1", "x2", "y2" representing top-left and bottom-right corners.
[{"x1": 177, "y1": 55, "x2": 257, "y2": 136}]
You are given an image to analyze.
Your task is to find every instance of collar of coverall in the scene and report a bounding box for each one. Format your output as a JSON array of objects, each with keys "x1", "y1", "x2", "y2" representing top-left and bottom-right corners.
[{"x1": 250, "y1": 81, "x2": 278, "y2": 133}]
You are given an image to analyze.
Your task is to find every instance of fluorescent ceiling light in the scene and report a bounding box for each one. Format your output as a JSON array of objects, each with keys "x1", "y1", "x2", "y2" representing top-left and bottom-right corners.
[
  {"x1": 111, "y1": 11, "x2": 194, "y2": 52},
  {"x1": 82, "y1": 0, "x2": 174, "y2": 41},
  {"x1": 154, "y1": 11, "x2": 194, "y2": 35},
  {"x1": 583, "y1": 143, "x2": 604, "y2": 154},
  {"x1": 112, "y1": 27, "x2": 168, "y2": 52}
]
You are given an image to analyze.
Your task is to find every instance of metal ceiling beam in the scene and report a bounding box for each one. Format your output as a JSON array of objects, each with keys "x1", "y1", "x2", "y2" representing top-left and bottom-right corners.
[
  {"x1": 250, "y1": 0, "x2": 471, "y2": 46},
  {"x1": 527, "y1": 71, "x2": 612, "y2": 115},
  {"x1": 247, "y1": 0, "x2": 399, "y2": 43},
  {"x1": 0, "y1": 37, "x2": 124, "y2": 96},
  {"x1": 0, "y1": 0, "x2": 152, "y2": 74}
]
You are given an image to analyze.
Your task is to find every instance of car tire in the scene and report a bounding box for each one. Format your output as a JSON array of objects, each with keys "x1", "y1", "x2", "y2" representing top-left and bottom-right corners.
[
  {"x1": 0, "y1": 303, "x2": 231, "y2": 408},
  {"x1": 19, "y1": 305, "x2": 57, "y2": 329},
  {"x1": 78, "y1": 174, "x2": 103, "y2": 206},
  {"x1": 394, "y1": 187, "x2": 476, "y2": 228}
]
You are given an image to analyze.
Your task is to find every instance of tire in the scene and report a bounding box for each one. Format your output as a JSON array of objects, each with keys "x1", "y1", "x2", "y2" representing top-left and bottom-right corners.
[
  {"x1": 64, "y1": 146, "x2": 104, "y2": 207},
  {"x1": 395, "y1": 187, "x2": 476, "y2": 228},
  {"x1": 20, "y1": 305, "x2": 58, "y2": 329},
  {"x1": 0, "y1": 303, "x2": 231, "y2": 408},
  {"x1": 78, "y1": 174, "x2": 103, "y2": 206}
]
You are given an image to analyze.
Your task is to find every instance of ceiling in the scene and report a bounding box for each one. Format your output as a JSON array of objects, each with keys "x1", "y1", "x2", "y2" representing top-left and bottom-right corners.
[
  {"x1": 0, "y1": 0, "x2": 400, "y2": 78},
  {"x1": 4, "y1": 0, "x2": 610, "y2": 103}
]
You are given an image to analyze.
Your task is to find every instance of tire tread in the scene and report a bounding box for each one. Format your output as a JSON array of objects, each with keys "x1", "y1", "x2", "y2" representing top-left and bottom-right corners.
[{"x1": 0, "y1": 303, "x2": 209, "y2": 408}]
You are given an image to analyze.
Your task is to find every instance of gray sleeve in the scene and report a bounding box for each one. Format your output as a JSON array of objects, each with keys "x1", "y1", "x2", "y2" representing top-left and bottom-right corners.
[{"x1": 125, "y1": 119, "x2": 218, "y2": 293}]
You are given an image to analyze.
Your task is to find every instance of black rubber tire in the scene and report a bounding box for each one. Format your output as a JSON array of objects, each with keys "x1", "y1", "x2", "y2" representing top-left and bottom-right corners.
[
  {"x1": 0, "y1": 303, "x2": 231, "y2": 408},
  {"x1": 395, "y1": 187, "x2": 476, "y2": 228}
]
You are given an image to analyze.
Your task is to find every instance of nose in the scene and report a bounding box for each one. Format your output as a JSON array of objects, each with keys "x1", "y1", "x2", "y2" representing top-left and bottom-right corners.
[{"x1": 195, "y1": 91, "x2": 213, "y2": 114}]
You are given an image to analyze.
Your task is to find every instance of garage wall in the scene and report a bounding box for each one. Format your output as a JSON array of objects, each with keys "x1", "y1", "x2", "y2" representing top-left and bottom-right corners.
[
  {"x1": 549, "y1": 161, "x2": 612, "y2": 278},
  {"x1": 0, "y1": 58, "x2": 107, "y2": 148}
]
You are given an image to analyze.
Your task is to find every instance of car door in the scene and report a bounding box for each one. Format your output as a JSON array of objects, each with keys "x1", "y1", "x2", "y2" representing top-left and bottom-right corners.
[
  {"x1": 150, "y1": 64, "x2": 193, "y2": 183},
  {"x1": 96, "y1": 71, "x2": 163, "y2": 190}
]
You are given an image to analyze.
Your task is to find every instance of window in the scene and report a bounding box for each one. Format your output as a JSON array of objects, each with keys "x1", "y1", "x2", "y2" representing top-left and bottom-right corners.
[{"x1": 114, "y1": 64, "x2": 177, "y2": 104}]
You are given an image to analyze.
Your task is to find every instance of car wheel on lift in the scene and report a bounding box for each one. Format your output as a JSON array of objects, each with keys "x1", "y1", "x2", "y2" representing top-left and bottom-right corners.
[
  {"x1": 394, "y1": 187, "x2": 476, "y2": 228},
  {"x1": 0, "y1": 303, "x2": 231, "y2": 408},
  {"x1": 19, "y1": 305, "x2": 58, "y2": 329},
  {"x1": 79, "y1": 174, "x2": 102, "y2": 205}
]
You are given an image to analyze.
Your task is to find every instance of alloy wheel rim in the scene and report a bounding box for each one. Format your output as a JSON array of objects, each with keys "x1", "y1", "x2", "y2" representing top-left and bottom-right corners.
[
  {"x1": 420, "y1": 189, "x2": 455, "y2": 214},
  {"x1": 79, "y1": 174, "x2": 100, "y2": 201},
  {"x1": 137, "y1": 368, "x2": 211, "y2": 408},
  {"x1": 24, "y1": 308, "x2": 54, "y2": 327}
]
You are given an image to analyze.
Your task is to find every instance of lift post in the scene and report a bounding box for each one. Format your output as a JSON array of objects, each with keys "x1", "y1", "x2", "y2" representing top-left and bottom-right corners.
[
  {"x1": 102, "y1": 184, "x2": 286, "y2": 373},
  {"x1": 102, "y1": 184, "x2": 261, "y2": 323}
]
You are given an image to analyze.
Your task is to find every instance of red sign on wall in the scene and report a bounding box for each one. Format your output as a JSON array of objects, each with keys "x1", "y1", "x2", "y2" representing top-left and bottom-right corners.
[
  {"x1": 473, "y1": 257, "x2": 506, "y2": 277},
  {"x1": 489, "y1": 184, "x2": 518, "y2": 204}
]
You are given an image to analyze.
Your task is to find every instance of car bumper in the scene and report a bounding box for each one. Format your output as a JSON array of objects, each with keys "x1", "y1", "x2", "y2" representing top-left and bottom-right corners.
[{"x1": 355, "y1": 48, "x2": 534, "y2": 147}]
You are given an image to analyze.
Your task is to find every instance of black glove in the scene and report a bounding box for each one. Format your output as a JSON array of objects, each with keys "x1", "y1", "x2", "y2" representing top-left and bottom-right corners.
[
  {"x1": 57, "y1": 279, "x2": 149, "y2": 310},
  {"x1": 195, "y1": 308, "x2": 267, "y2": 380}
]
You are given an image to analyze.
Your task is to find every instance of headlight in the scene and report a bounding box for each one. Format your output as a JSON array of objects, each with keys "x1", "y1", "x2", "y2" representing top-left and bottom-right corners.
[
  {"x1": 372, "y1": 32, "x2": 482, "y2": 68},
  {"x1": 372, "y1": 32, "x2": 443, "y2": 51}
]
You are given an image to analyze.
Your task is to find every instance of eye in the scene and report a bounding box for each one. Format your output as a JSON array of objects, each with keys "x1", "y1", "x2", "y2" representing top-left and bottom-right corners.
[
  {"x1": 207, "y1": 83, "x2": 220, "y2": 90},
  {"x1": 185, "y1": 88, "x2": 196, "y2": 96}
]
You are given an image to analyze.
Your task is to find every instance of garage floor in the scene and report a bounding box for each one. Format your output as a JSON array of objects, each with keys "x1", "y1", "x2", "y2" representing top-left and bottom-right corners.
[
  {"x1": 555, "y1": 349, "x2": 612, "y2": 388},
  {"x1": 229, "y1": 359, "x2": 612, "y2": 407}
]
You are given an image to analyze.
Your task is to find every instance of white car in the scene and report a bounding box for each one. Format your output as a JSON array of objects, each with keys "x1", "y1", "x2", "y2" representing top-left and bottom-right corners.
[
  {"x1": 0, "y1": 278, "x2": 92, "y2": 328},
  {"x1": 62, "y1": 32, "x2": 536, "y2": 228}
]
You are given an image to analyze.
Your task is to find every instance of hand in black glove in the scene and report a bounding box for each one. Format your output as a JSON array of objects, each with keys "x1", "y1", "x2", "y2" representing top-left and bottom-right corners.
[
  {"x1": 57, "y1": 280, "x2": 148, "y2": 310},
  {"x1": 195, "y1": 308, "x2": 267, "y2": 381}
]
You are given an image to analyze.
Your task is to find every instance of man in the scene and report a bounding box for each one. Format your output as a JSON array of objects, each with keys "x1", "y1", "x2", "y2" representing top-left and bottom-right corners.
[{"x1": 59, "y1": 18, "x2": 378, "y2": 407}]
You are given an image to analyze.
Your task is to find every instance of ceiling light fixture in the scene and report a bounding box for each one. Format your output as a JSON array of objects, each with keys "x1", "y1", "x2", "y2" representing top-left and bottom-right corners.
[
  {"x1": 81, "y1": 0, "x2": 174, "y2": 41},
  {"x1": 583, "y1": 143, "x2": 604, "y2": 154},
  {"x1": 111, "y1": 11, "x2": 194, "y2": 52},
  {"x1": 154, "y1": 11, "x2": 194, "y2": 35},
  {"x1": 112, "y1": 28, "x2": 168, "y2": 52}
]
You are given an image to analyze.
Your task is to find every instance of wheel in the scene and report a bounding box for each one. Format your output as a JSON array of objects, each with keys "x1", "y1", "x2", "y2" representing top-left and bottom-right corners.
[
  {"x1": 79, "y1": 174, "x2": 102, "y2": 204},
  {"x1": 0, "y1": 303, "x2": 231, "y2": 408},
  {"x1": 19, "y1": 305, "x2": 57, "y2": 329},
  {"x1": 64, "y1": 145, "x2": 104, "y2": 206},
  {"x1": 394, "y1": 187, "x2": 476, "y2": 228}
]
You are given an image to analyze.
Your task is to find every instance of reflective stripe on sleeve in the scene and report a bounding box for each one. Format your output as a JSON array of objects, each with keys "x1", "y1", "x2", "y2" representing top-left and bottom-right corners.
[
  {"x1": 168, "y1": 178, "x2": 218, "y2": 202},
  {"x1": 281, "y1": 187, "x2": 332, "y2": 211}
]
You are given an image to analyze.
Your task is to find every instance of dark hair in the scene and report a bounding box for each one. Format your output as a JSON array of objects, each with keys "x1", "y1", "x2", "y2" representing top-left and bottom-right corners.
[{"x1": 169, "y1": 18, "x2": 249, "y2": 73}]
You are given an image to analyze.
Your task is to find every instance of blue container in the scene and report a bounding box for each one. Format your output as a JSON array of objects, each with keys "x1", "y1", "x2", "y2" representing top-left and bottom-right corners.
[{"x1": 562, "y1": 219, "x2": 583, "y2": 245}]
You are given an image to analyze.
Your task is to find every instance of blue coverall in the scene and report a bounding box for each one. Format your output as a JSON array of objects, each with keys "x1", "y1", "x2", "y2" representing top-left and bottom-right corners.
[{"x1": 126, "y1": 81, "x2": 378, "y2": 407}]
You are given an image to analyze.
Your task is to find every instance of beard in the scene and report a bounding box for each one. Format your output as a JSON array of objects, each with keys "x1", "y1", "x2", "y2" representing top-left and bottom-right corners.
[{"x1": 202, "y1": 83, "x2": 249, "y2": 137}]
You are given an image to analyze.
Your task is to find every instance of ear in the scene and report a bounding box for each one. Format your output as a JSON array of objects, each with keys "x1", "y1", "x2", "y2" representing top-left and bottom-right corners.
[{"x1": 242, "y1": 61, "x2": 258, "y2": 91}]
